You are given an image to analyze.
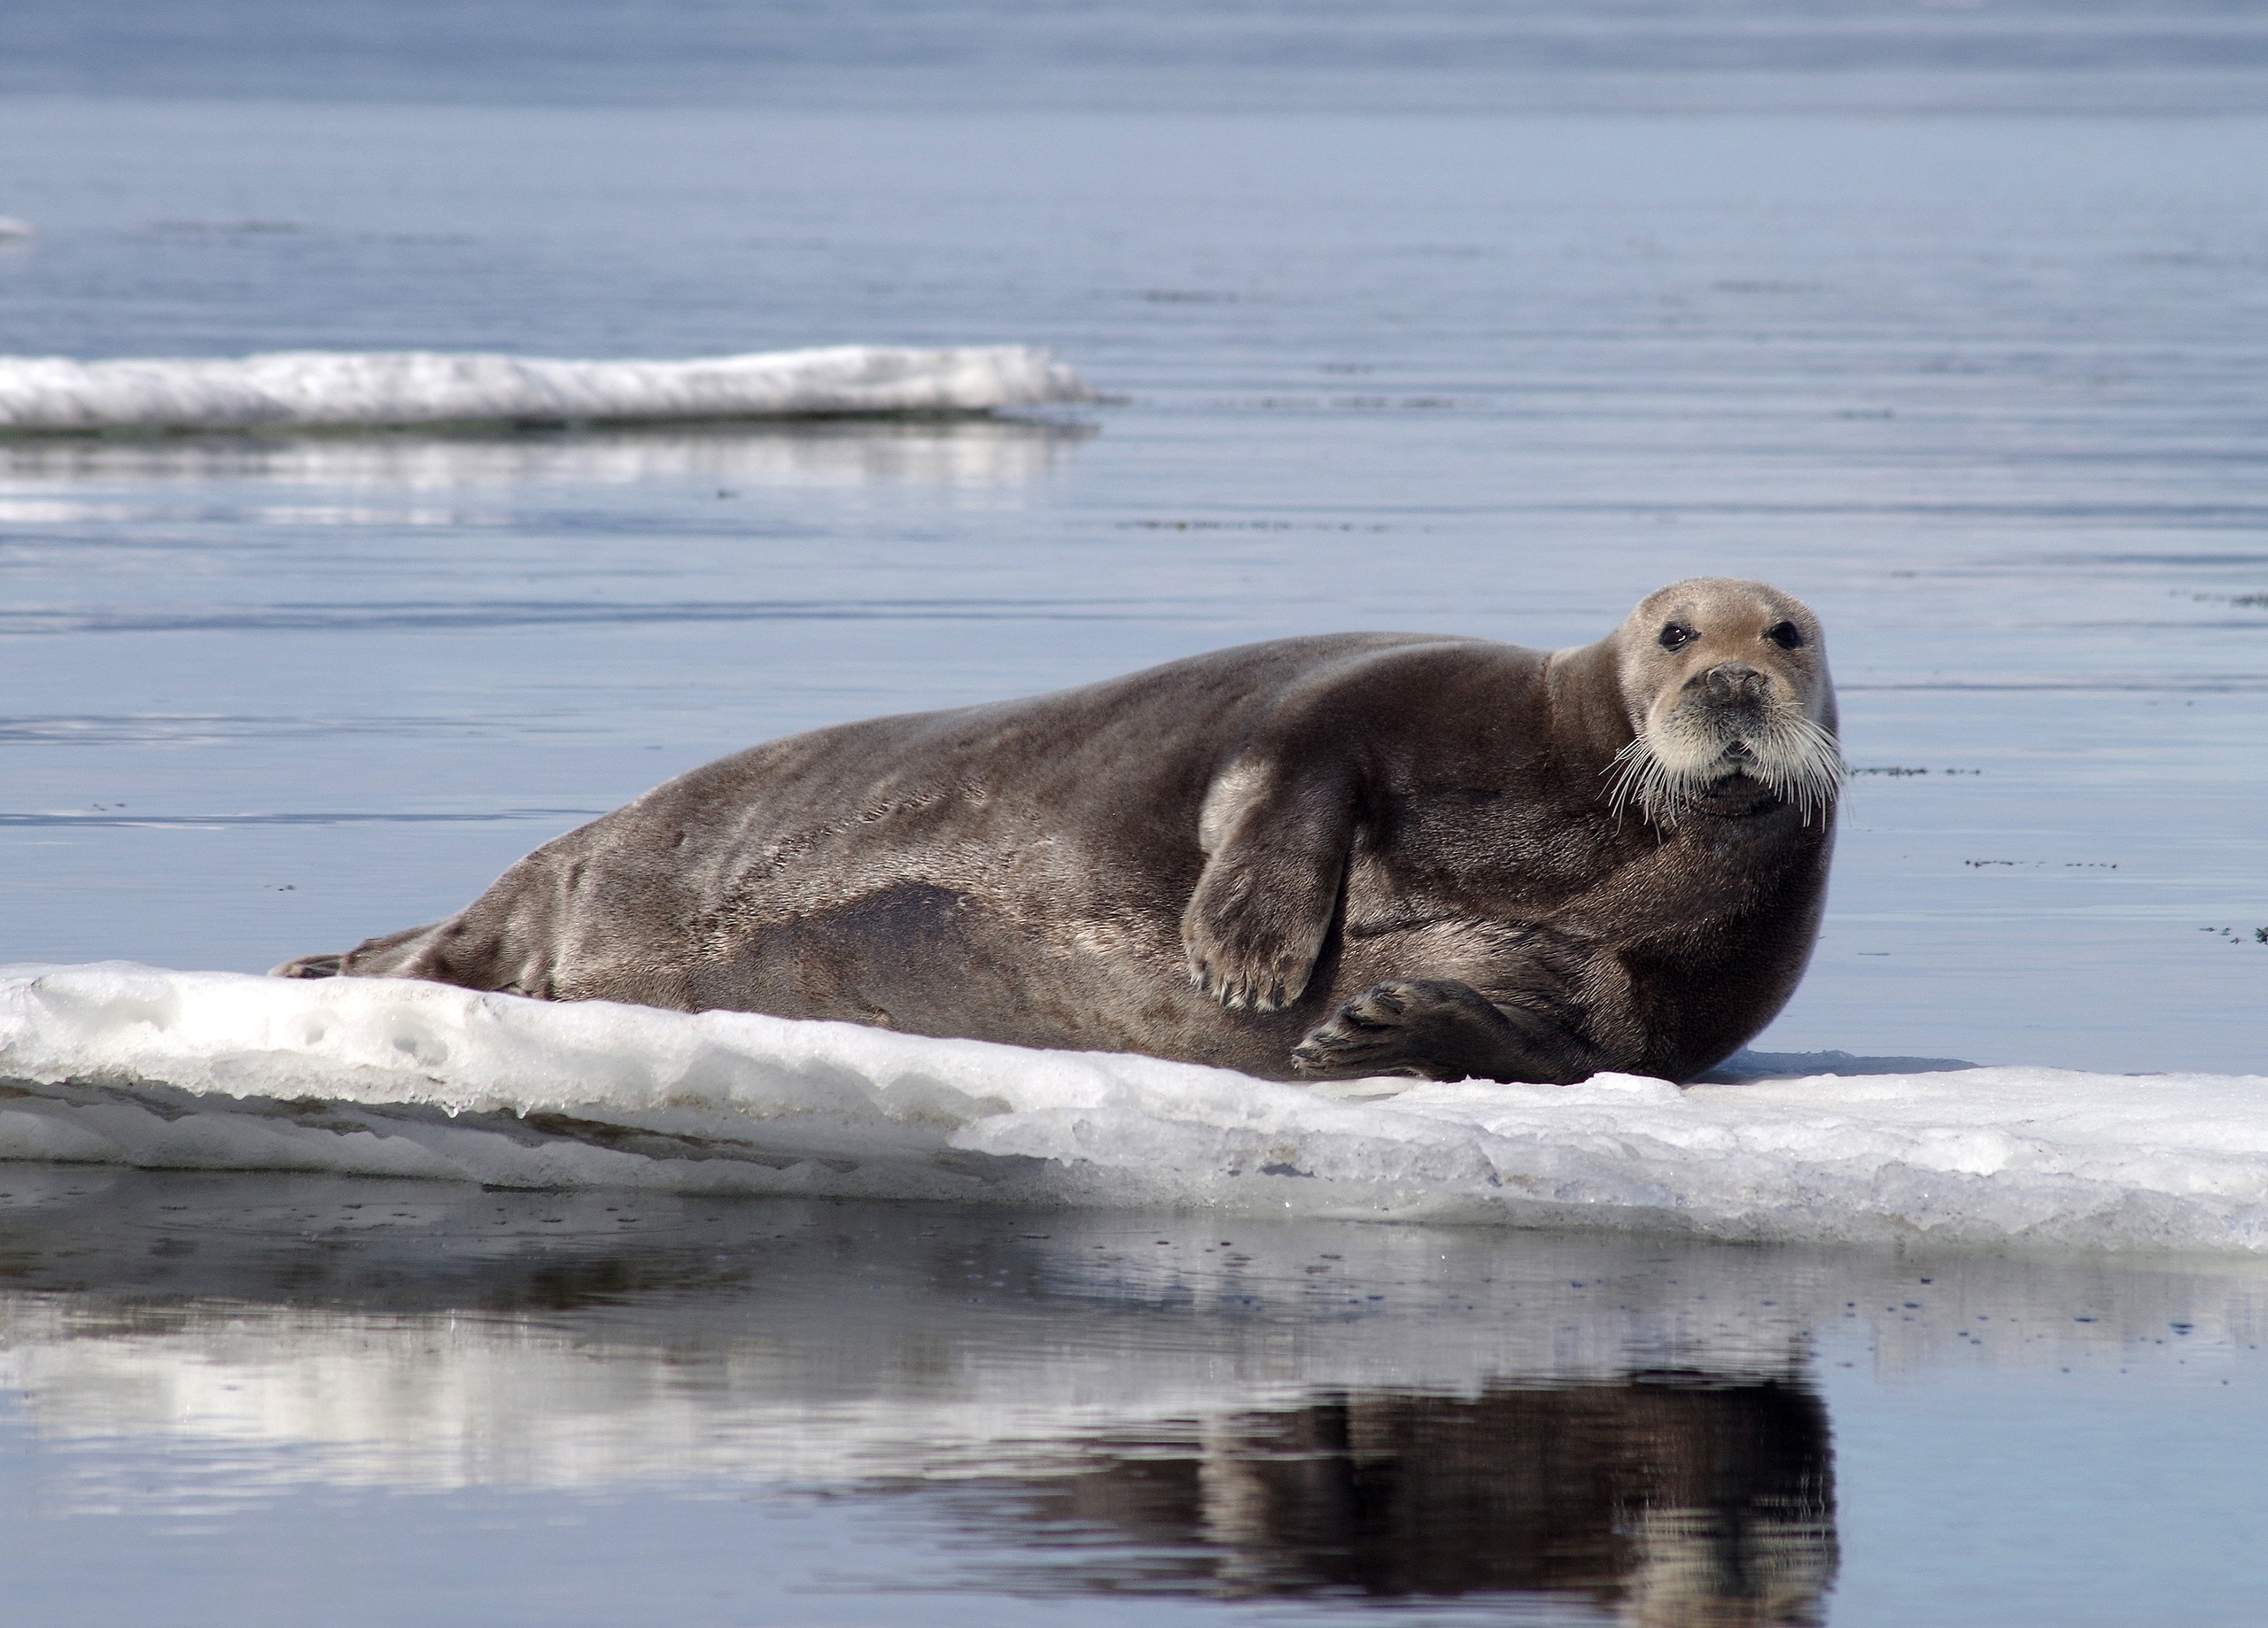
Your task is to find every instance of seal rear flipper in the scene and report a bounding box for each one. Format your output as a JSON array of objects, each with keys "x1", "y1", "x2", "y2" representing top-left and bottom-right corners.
[
  {"x1": 268, "y1": 921, "x2": 461, "y2": 984},
  {"x1": 1289, "y1": 978, "x2": 1606, "y2": 1086},
  {"x1": 269, "y1": 921, "x2": 439, "y2": 981}
]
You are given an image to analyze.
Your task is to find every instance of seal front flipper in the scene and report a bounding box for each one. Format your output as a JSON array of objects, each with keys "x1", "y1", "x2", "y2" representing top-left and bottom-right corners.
[
  {"x1": 1180, "y1": 756, "x2": 1354, "y2": 1012},
  {"x1": 1289, "y1": 978, "x2": 1606, "y2": 1086}
]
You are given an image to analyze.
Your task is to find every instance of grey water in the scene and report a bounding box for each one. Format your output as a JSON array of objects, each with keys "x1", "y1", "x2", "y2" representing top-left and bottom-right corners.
[
  {"x1": 3, "y1": 1172, "x2": 2266, "y2": 1628},
  {"x1": 3, "y1": 1, "x2": 2268, "y2": 1621}
]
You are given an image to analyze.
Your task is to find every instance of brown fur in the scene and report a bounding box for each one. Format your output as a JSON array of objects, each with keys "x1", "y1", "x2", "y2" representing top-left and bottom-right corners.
[{"x1": 277, "y1": 578, "x2": 1837, "y2": 1085}]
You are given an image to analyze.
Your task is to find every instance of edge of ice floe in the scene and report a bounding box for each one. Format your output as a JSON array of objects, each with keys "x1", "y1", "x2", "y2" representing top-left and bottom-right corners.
[{"x1": 0, "y1": 344, "x2": 1093, "y2": 432}]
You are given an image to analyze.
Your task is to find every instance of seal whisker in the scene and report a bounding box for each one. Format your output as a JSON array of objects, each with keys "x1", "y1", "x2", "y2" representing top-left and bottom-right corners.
[
  {"x1": 1742, "y1": 707, "x2": 1846, "y2": 826},
  {"x1": 1607, "y1": 699, "x2": 1843, "y2": 827}
]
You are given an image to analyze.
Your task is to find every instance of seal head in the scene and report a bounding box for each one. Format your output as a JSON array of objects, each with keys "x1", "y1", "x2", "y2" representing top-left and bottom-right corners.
[{"x1": 1604, "y1": 578, "x2": 1842, "y2": 827}]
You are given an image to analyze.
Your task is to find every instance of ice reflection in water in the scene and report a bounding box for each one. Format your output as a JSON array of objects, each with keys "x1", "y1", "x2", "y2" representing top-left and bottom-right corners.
[{"x1": 0, "y1": 418, "x2": 1092, "y2": 495}]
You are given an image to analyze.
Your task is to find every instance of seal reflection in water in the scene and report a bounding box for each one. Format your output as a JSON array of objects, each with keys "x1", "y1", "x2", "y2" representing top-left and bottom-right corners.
[
  {"x1": 278, "y1": 578, "x2": 1840, "y2": 1085},
  {"x1": 944, "y1": 1376, "x2": 1838, "y2": 1625}
]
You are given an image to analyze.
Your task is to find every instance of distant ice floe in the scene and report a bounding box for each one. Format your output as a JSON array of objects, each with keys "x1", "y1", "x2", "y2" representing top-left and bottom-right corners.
[
  {"x1": 5, "y1": 962, "x2": 2268, "y2": 1252},
  {"x1": 0, "y1": 216, "x2": 33, "y2": 241},
  {"x1": 0, "y1": 345, "x2": 1091, "y2": 432}
]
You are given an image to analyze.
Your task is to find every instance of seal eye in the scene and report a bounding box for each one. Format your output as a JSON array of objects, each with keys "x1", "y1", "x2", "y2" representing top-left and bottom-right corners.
[
  {"x1": 1766, "y1": 620, "x2": 1805, "y2": 650},
  {"x1": 1658, "y1": 623, "x2": 1696, "y2": 651}
]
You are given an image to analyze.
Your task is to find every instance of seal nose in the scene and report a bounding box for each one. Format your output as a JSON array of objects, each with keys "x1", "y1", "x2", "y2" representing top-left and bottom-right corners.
[{"x1": 1703, "y1": 662, "x2": 1767, "y2": 701}]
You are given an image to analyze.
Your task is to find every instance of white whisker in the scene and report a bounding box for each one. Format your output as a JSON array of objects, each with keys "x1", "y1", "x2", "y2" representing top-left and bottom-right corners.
[{"x1": 1604, "y1": 701, "x2": 1843, "y2": 827}]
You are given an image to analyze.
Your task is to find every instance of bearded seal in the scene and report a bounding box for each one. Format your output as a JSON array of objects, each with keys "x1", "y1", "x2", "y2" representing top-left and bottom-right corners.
[{"x1": 276, "y1": 578, "x2": 1840, "y2": 1085}]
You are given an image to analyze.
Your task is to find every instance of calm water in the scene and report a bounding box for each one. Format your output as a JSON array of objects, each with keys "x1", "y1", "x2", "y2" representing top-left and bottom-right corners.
[
  {"x1": 4, "y1": 97, "x2": 2265, "y2": 1070},
  {"x1": 2, "y1": 1173, "x2": 2265, "y2": 1627},
  {"x1": 3, "y1": 3, "x2": 2267, "y2": 1620}
]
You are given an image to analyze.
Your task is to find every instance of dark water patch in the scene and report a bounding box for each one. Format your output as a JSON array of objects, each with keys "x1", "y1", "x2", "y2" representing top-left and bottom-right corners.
[
  {"x1": 2022, "y1": 553, "x2": 2268, "y2": 569},
  {"x1": 0, "y1": 714, "x2": 500, "y2": 745},
  {"x1": 1698, "y1": 1049, "x2": 1977, "y2": 1082},
  {"x1": 5, "y1": 0, "x2": 2266, "y2": 112},
  {"x1": 1840, "y1": 676, "x2": 2268, "y2": 693},
  {"x1": 0, "y1": 598, "x2": 1212, "y2": 637},
  {"x1": 0, "y1": 809, "x2": 596, "y2": 827}
]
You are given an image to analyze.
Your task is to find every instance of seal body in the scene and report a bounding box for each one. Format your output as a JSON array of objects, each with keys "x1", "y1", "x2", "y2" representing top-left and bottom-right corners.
[{"x1": 279, "y1": 578, "x2": 1839, "y2": 1085}]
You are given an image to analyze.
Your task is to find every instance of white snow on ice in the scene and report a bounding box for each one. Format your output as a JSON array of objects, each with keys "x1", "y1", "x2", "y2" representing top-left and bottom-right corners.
[
  {"x1": 0, "y1": 345, "x2": 1090, "y2": 431},
  {"x1": 4, "y1": 961, "x2": 2268, "y2": 1252}
]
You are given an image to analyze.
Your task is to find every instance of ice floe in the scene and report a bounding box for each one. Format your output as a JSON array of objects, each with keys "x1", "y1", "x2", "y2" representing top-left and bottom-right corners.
[
  {"x1": 0, "y1": 344, "x2": 1091, "y2": 432},
  {"x1": 4, "y1": 961, "x2": 2268, "y2": 1252}
]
